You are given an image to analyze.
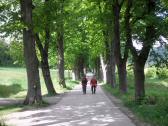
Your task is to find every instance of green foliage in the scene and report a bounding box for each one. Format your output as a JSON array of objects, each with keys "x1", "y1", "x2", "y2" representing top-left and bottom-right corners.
[
  {"x1": 0, "y1": 40, "x2": 13, "y2": 66},
  {"x1": 146, "y1": 67, "x2": 157, "y2": 78},
  {"x1": 0, "y1": 0, "x2": 22, "y2": 38},
  {"x1": 9, "y1": 41, "x2": 24, "y2": 66},
  {"x1": 157, "y1": 68, "x2": 168, "y2": 79},
  {"x1": 65, "y1": 80, "x2": 79, "y2": 90}
]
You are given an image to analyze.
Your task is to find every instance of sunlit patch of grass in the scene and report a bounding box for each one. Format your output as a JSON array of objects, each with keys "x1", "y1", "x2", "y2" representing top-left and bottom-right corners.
[
  {"x1": 0, "y1": 67, "x2": 78, "y2": 116},
  {"x1": 0, "y1": 67, "x2": 74, "y2": 97}
]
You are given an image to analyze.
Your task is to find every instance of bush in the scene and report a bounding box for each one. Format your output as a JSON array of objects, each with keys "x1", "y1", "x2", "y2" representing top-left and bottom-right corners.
[
  {"x1": 157, "y1": 68, "x2": 168, "y2": 79},
  {"x1": 146, "y1": 67, "x2": 156, "y2": 78},
  {"x1": 127, "y1": 69, "x2": 134, "y2": 78}
]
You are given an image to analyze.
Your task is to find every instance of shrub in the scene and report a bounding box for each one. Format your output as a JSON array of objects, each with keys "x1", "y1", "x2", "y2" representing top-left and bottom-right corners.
[
  {"x1": 146, "y1": 67, "x2": 156, "y2": 78},
  {"x1": 157, "y1": 68, "x2": 168, "y2": 79}
]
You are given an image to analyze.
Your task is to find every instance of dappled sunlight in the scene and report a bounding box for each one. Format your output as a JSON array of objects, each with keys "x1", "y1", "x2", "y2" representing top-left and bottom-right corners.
[{"x1": 5, "y1": 85, "x2": 135, "y2": 126}]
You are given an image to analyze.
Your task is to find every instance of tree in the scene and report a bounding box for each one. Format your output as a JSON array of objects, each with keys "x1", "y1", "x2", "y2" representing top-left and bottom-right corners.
[
  {"x1": 128, "y1": 0, "x2": 157, "y2": 101},
  {"x1": 111, "y1": 0, "x2": 129, "y2": 93},
  {"x1": 34, "y1": 0, "x2": 57, "y2": 96},
  {"x1": 97, "y1": 1, "x2": 116, "y2": 86},
  {"x1": 56, "y1": 0, "x2": 66, "y2": 88},
  {"x1": 0, "y1": 40, "x2": 13, "y2": 66},
  {"x1": 9, "y1": 40, "x2": 24, "y2": 66},
  {"x1": 20, "y1": 0, "x2": 42, "y2": 104}
]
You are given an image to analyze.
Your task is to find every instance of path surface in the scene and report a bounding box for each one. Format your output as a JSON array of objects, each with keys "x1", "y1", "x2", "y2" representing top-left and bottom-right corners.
[{"x1": 5, "y1": 84, "x2": 136, "y2": 126}]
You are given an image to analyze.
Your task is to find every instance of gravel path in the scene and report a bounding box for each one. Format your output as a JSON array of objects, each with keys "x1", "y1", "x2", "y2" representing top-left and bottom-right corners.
[{"x1": 5, "y1": 84, "x2": 136, "y2": 126}]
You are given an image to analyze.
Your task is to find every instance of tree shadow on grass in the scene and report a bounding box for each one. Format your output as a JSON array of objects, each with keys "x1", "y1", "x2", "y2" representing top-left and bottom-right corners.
[{"x1": 0, "y1": 84, "x2": 23, "y2": 97}]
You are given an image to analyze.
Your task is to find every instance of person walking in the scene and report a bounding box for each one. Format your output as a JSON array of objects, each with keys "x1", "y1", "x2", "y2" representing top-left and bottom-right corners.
[
  {"x1": 90, "y1": 76, "x2": 97, "y2": 94},
  {"x1": 81, "y1": 75, "x2": 88, "y2": 94}
]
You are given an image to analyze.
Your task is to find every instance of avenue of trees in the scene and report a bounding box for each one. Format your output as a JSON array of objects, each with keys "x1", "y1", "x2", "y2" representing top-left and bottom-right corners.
[{"x1": 0, "y1": 0, "x2": 168, "y2": 104}]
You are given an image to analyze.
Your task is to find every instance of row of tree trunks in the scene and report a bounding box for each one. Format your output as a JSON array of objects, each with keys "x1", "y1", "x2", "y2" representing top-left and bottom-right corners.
[
  {"x1": 95, "y1": 57, "x2": 102, "y2": 81},
  {"x1": 98, "y1": 2, "x2": 116, "y2": 87},
  {"x1": 73, "y1": 55, "x2": 85, "y2": 80},
  {"x1": 20, "y1": 0, "x2": 42, "y2": 104}
]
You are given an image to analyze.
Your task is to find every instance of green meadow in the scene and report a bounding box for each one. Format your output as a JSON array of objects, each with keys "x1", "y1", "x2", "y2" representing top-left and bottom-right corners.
[{"x1": 0, "y1": 67, "x2": 75, "y2": 98}]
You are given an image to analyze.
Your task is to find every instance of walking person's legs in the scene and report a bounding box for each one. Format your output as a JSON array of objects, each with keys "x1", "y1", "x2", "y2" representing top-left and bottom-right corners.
[
  {"x1": 91, "y1": 86, "x2": 94, "y2": 94},
  {"x1": 84, "y1": 85, "x2": 86, "y2": 94},
  {"x1": 82, "y1": 86, "x2": 86, "y2": 94},
  {"x1": 93, "y1": 86, "x2": 96, "y2": 94}
]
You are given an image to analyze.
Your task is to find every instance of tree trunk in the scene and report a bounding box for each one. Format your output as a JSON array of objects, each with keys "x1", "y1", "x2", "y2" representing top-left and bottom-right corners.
[
  {"x1": 113, "y1": 1, "x2": 127, "y2": 92},
  {"x1": 35, "y1": 33, "x2": 57, "y2": 96},
  {"x1": 100, "y1": 55, "x2": 107, "y2": 83},
  {"x1": 73, "y1": 55, "x2": 85, "y2": 80},
  {"x1": 118, "y1": 61, "x2": 127, "y2": 93},
  {"x1": 57, "y1": 31, "x2": 66, "y2": 88},
  {"x1": 134, "y1": 60, "x2": 145, "y2": 101},
  {"x1": 73, "y1": 68, "x2": 80, "y2": 80},
  {"x1": 41, "y1": 54, "x2": 57, "y2": 95},
  {"x1": 95, "y1": 57, "x2": 101, "y2": 81},
  {"x1": 106, "y1": 54, "x2": 116, "y2": 88},
  {"x1": 103, "y1": 29, "x2": 116, "y2": 87},
  {"x1": 99, "y1": 3, "x2": 116, "y2": 86},
  {"x1": 20, "y1": 0, "x2": 42, "y2": 104}
]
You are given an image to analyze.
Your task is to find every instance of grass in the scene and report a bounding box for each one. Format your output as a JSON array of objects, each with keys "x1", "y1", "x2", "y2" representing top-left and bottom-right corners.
[
  {"x1": 102, "y1": 70, "x2": 168, "y2": 126},
  {"x1": 0, "y1": 67, "x2": 76, "y2": 98},
  {"x1": 0, "y1": 67, "x2": 78, "y2": 115}
]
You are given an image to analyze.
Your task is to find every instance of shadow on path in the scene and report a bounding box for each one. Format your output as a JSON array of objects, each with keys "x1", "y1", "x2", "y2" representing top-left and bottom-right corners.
[{"x1": 5, "y1": 85, "x2": 135, "y2": 126}]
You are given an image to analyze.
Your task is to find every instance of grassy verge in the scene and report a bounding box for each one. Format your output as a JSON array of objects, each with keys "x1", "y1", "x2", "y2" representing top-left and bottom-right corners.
[
  {"x1": 0, "y1": 79, "x2": 78, "y2": 116},
  {"x1": 102, "y1": 76, "x2": 168, "y2": 126},
  {"x1": 0, "y1": 67, "x2": 78, "y2": 115},
  {"x1": 0, "y1": 67, "x2": 77, "y2": 98}
]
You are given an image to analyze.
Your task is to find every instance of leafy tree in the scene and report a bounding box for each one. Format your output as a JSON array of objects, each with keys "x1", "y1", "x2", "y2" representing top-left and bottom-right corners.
[
  {"x1": 9, "y1": 40, "x2": 24, "y2": 66},
  {"x1": 0, "y1": 40, "x2": 13, "y2": 66},
  {"x1": 33, "y1": 0, "x2": 57, "y2": 95},
  {"x1": 20, "y1": 0, "x2": 42, "y2": 104}
]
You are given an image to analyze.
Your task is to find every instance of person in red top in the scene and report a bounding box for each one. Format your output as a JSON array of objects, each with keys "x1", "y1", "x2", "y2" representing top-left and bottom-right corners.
[{"x1": 90, "y1": 76, "x2": 97, "y2": 94}]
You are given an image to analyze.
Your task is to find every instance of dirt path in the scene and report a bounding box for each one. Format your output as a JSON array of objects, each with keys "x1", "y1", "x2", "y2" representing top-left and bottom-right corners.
[{"x1": 5, "y1": 84, "x2": 136, "y2": 126}]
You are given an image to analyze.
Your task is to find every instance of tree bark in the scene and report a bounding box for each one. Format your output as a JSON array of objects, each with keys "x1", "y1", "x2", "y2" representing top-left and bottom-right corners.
[
  {"x1": 35, "y1": 34, "x2": 57, "y2": 95},
  {"x1": 41, "y1": 55, "x2": 57, "y2": 95},
  {"x1": 118, "y1": 62, "x2": 127, "y2": 93},
  {"x1": 95, "y1": 57, "x2": 102, "y2": 81},
  {"x1": 57, "y1": 31, "x2": 66, "y2": 88},
  {"x1": 113, "y1": 1, "x2": 127, "y2": 92},
  {"x1": 128, "y1": 0, "x2": 156, "y2": 101},
  {"x1": 20, "y1": 0, "x2": 42, "y2": 104},
  {"x1": 73, "y1": 55, "x2": 85, "y2": 80},
  {"x1": 100, "y1": 55, "x2": 107, "y2": 83},
  {"x1": 35, "y1": 0, "x2": 57, "y2": 95},
  {"x1": 134, "y1": 59, "x2": 145, "y2": 101},
  {"x1": 103, "y1": 28, "x2": 116, "y2": 87},
  {"x1": 56, "y1": 0, "x2": 66, "y2": 88},
  {"x1": 98, "y1": 3, "x2": 116, "y2": 86}
]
